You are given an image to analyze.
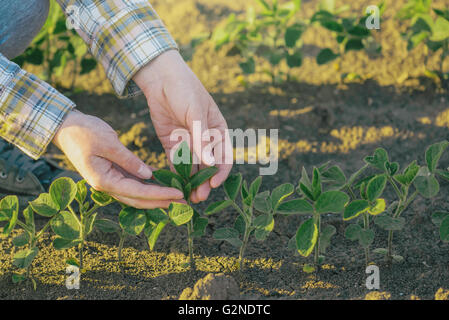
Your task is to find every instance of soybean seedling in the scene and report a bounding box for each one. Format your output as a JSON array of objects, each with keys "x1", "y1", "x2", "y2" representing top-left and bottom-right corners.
[
  {"x1": 38, "y1": 178, "x2": 114, "y2": 270},
  {"x1": 363, "y1": 141, "x2": 449, "y2": 263},
  {"x1": 343, "y1": 174, "x2": 387, "y2": 267},
  {"x1": 151, "y1": 141, "x2": 218, "y2": 270},
  {"x1": 431, "y1": 210, "x2": 449, "y2": 243},
  {"x1": 293, "y1": 166, "x2": 349, "y2": 271},
  {"x1": 0, "y1": 195, "x2": 43, "y2": 289},
  {"x1": 397, "y1": 0, "x2": 449, "y2": 86},
  {"x1": 312, "y1": 0, "x2": 384, "y2": 81},
  {"x1": 212, "y1": 0, "x2": 306, "y2": 83},
  {"x1": 209, "y1": 173, "x2": 302, "y2": 270}
]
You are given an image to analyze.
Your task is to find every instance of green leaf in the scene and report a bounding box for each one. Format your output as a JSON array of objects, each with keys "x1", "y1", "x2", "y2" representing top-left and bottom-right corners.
[
  {"x1": 374, "y1": 215, "x2": 405, "y2": 231},
  {"x1": 12, "y1": 232, "x2": 30, "y2": 247},
  {"x1": 171, "y1": 177, "x2": 184, "y2": 191},
  {"x1": 436, "y1": 169, "x2": 449, "y2": 181},
  {"x1": 205, "y1": 200, "x2": 233, "y2": 215},
  {"x1": 347, "y1": 25, "x2": 371, "y2": 37},
  {"x1": 431, "y1": 211, "x2": 449, "y2": 226},
  {"x1": 49, "y1": 177, "x2": 77, "y2": 210},
  {"x1": 385, "y1": 162, "x2": 399, "y2": 176},
  {"x1": 80, "y1": 58, "x2": 97, "y2": 75},
  {"x1": 345, "y1": 224, "x2": 362, "y2": 241},
  {"x1": 22, "y1": 206, "x2": 34, "y2": 226},
  {"x1": 213, "y1": 227, "x2": 240, "y2": 239},
  {"x1": 213, "y1": 228, "x2": 242, "y2": 247},
  {"x1": 366, "y1": 174, "x2": 387, "y2": 202},
  {"x1": 173, "y1": 141, "x2": 193, "y2": 180},
  {"x1": 311, "y1": 168, "x2": 322, "y2": 200},
  {"x1": 253, "y1": 192, "x2": 271, "y2": 213},
  {"x1": 13, "y1": 247, "x2": 39, "y2": 269},
  {"x1": 345, "y1": 39, "x2": 364, "y2": 51},
  {"x1": 146, "y1": 208, "x2": 169, "y2": 224},
  {"x1": 50, "y1": 211, "x2": 80, "y2": 240},
  {"x1": 75, "y1": 180, "x2": 87, "y2": 205},
  {"x1": 315, "y1": 191, "x2": 349, "y2": 214},
  {"x1": 394, "y1": 160, "x2": 419, "y2": 185},
  {"x1": 147, "y1": 220, "x2": 169, "y2": 251},
  {"x1": 30, "y1": 193, "x2": 59, "y2": 217},
  {"x1": 84, "y1": 212, "x2": 97, "y2": 236},
  {"x1": 53, "y1": 237, "x2": 81, "y2": 250},
  {"x1": 224, "y1": 173, "x2": 242, "y2": 200},
  {"x1": 368, "y1": 198, "x2": 386, "y2": 216},
  {"x1": 249, "y1": 176, "x2": 263, "y2": 198},
  {"x1": 425, "y1": 140, "x2": 449, "y2": 172},
  {"x1": 271, "y1": 183, "x2": 294, "y2": 210},
  {"x1": 90, "y1": 190, "x2": 114, "y2": 207},
  {"x1": 317, "y1": 48, "x2": 339, "y2": 65},
  {"x1": 190, "y1": 167, "x2": 218, "y2": 189},
  {"x1": 183, "y1": 183, "x2": 192, "y2": 201},
  {"x1": 234, "y1": 215, "x2": 246, "y2": 236},
  {"x1": 95, "y1": 219, "x2": 120, "y2": 233},
  {"x1": 0, "y1": 196, "x2": 19, "y2": 236},
  {"x1": 298, "y1": 183, "x2": 314, "y2": 201},
  {"x1": 440, "y1": 215, "x2": 449, "y2": 242},
  {"x1": 66, "y1": 258, "x2": 80, "y2": 267},
  {"x1": 287, "y1": 50, "x2": 303, "y2": 68},
  {"x1": 253, "y1": 213, "x2": 274, "y2": 231},
  {"x1": 168, "y1": 203, "x2": 194, "y2": 226},
  {"x1": 414, "y1": 173, "x2": 439, "y2": 198},
  {"x1": 358, "y1": 229, "x2": 375, "y2": 248},
  {"x1": 373, "y1": 248, "x2": 388, "y2": 255},
  {"x1": 299, "y1": 166, "x2": 312, "y2": 188},
  {"x1": 319, "y1": 225, "x2": 336, "y2": 253},
  {"x1": 277, "y1": 199, "x2": 314, "y2": 215},
  {"x1": 285, "y1": 24, "x2": 304, "y2": 48},
  {"x1": 343, "y1": 200, "x2": 369, "y2": 221},
  {"x1": 152, "y1": 169, "x2": 184, "y2": 187},
  {"x1": 240, "y1": 57, "x2": 255, "y2": 74},
  {"x1": 296, "y1": 218, "x2": 318, "y2": 257},
  {"x1": 364, "y1": 148, "x2": 389, "y2": 171},
  {"x1": 12, "y1": 273, "x2": 27, "y2": 283},
  {"x1": 320, "y1": 165, "x2": 346, "y2": 186},
  {"x1": 321, "y1": 20, "x2": 344, "y2": 32},
  {"x1": 119, "y1": 207, "x2": 147, "y2": 236},
  {"x1": 191, "y1": 210, "x2": 208, "y2": 238},
  {"x1": 430, "y1": 17, "x2": 449, "y2": 42}
]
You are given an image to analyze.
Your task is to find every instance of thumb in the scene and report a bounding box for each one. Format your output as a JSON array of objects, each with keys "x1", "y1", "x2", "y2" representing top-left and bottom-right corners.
[{"x1": 102, "y1": 140, "x2": 153, "y2": 179}]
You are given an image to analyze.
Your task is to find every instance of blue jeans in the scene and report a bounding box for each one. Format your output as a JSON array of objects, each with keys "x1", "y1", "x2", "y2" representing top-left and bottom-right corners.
[{"x1": 0, "y1": 0, "x2": 49, "y2": 59}]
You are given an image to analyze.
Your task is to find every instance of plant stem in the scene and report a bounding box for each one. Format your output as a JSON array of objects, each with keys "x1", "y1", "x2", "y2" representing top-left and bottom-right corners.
[
  {"x1": 79, "y1": 209, "x2": 84, "y2": 270},
  {"x1": 118, "y1": 230, "x2": 126, "y2": 262},
  {"x1": 363, "y1": 212, "x2": 370, "y2": 267},
  {"x1": 314, "y1": 213, "x2": 321, "y2": 268},
  {"x1": 238, "y1": 223, "x2": 251, "y2": 271}
]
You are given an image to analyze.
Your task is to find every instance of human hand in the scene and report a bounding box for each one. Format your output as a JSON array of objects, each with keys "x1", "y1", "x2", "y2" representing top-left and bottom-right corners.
[
  {"x1": 52, "y1": 110, "x2": 185, "y2": 209},
  {"x1": 133, "y1": 50, "x2": 233, "y2": 203}
]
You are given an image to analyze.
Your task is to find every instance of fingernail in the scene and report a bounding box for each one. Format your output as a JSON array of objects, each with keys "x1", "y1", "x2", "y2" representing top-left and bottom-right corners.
[
  {"x1": 138, "y1": 164, "x2": 153, "y2": 179},
  {"x1": 204, "y1": 152, "x2": 216, "y2": 166}
]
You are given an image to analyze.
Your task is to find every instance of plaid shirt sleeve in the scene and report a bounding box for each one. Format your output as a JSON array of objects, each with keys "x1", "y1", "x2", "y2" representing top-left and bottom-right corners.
[
  {"x1": 57, "y1": 0, "x2": 179, "y2": 98},
  {"x1": 0, "y1": 53, "x2": 75, "y2": 159}
]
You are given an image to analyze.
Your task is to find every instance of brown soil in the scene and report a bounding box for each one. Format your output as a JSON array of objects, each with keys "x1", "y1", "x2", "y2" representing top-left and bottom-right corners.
[{"x1": 1, "y1": 0, "x2": 449, "y2": 300}]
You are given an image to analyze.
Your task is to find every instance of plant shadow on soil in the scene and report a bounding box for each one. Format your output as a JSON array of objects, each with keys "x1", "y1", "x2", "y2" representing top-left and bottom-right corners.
[{"x1": 2, "y1": 76, "x2": 449, "y2": 300}]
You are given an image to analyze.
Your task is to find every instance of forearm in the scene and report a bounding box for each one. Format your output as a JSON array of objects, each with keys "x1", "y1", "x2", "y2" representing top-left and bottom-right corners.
[
  {"x1": 0, "y1": 53, "x2": 75, "y2": 159},
  {"x1": 56, "y1": 0, "x2": 178, "y2": 98}
]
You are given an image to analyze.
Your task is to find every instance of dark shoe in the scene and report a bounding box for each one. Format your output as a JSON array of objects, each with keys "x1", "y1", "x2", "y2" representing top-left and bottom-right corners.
[{"x1": 0, "y1": 139, "x2": 82, "y2": 206}]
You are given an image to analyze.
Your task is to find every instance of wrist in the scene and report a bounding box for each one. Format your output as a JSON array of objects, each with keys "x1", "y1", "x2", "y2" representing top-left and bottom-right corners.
[
  {"x1": 52, "y1": 109, "x2": 84, "y2": 150},
  {"x1": 133, "y1": 49, "x2": 183, "y2": 96}
]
